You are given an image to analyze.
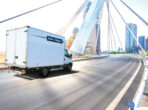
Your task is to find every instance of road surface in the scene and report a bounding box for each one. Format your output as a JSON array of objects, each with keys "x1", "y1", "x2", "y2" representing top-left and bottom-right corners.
[{"x1": 0, "y1": 55, "x2": 144, "y2": 110}]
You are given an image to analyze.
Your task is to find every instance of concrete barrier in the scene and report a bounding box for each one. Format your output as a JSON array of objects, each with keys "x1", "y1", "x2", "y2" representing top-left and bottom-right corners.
[
  {"x1": 72, "y1": 54, "x2": 109, "y2": 62},
  {"x1": 134, "y1": 55, "x2": 148, "y2": 109},
  {"x1": 144, "y1": 60, "x2": 148, "y2": 95},
  {"x1": 144, "y1": 79, "x2": 148, "y2": 95}
]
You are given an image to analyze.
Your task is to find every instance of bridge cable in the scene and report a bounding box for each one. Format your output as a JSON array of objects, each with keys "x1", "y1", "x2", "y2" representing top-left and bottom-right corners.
[
  {"x1": 109, "y1": 17, "x2": 114, "y2": 51},
  {"x1": 120, "y1": 0, "x2": 148, "y2": 27},
  {"x1": 110, "y1": 0, "x2": 146, "y2": 55},
  {"x1": 109, "y1": 9, "x2": 123, "y2": 49},
  {"x1": 110, "y1": 18, "x2": 117, "y2": 51},
  {"x1": 107, "y1": 0, "x2": 115, "y2": 51},
  {"x1": 106, "y1": 0, "x2": 111, "y2": 51},
  {"x1": 108, "y1": 7, "x2": 117, "y2": 51},
  {"x1": 0, "y1": 0, "x2": 63, "y2": 24},
  {"x1": 56, "y1": 0, "x2": 90, "y2": 35},
  {"x1": 109, "y1": 29, "x2": 114, "y2": 50},
  {"x1": 109, "y1": 23, "x2": 113, "y2": 51}
]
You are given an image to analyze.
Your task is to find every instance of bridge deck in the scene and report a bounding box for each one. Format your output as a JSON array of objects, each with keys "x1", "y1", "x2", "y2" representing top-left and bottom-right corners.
[{"x1": 0, "y1": 55, "x2": 144, "y2": 110}]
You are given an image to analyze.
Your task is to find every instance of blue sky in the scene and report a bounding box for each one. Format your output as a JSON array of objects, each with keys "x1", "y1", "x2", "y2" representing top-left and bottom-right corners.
[
  {"x1": 0, "y1": 0, "x2": 148, "y2": 52},
  {"x1": 124, "y1": 0, "x2": 148, "y2": 19},
  {"x1": 125, "y1": 0, "x2": 148, "y2": 11}
]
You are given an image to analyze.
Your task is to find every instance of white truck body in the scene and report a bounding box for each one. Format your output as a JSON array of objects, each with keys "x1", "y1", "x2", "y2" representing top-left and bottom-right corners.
[{"x1": 6, "y1": 26, "x2": 67, "y2": 69}]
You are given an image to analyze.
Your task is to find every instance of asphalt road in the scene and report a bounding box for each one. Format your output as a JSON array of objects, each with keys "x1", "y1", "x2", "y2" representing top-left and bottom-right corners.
[{"x1": 0, "y1": 55, "x2": 144, "y2": 110}]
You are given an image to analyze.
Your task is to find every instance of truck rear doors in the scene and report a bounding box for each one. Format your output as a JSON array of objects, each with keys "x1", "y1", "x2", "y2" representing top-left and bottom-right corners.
[{"x1": 6, "y1": 27, "x2": 27, "y2": 68}]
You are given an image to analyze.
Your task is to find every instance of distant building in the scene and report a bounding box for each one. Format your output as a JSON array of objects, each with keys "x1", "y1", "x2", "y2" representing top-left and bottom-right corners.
[
  {"x1": 118, "y1": 47, "x2": 121, "y2": 52},
  {"x1": 65, "y1": 28, "x2": 79, "y2": 50},
  {"x1": 73, "y1": 28, "x2": 79, "y2": 34},
  {"x1": 146, "y1": 37, "x2": 148, "y2": 51},
  {"x1": 138, "y1": 36, "x2": 145, "y2": 50},
  {"x1": 125, "y1": 23, "x2": 137, "y2": 53}
]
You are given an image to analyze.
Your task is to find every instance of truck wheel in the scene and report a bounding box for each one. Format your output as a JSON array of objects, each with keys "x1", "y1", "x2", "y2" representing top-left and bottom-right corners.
[
  {"x1": 40, "y1": 68, "x2": 49, "y2": 78},
  {"x1": 67, "y1": 65, "x2": 72, "y2": 72}
]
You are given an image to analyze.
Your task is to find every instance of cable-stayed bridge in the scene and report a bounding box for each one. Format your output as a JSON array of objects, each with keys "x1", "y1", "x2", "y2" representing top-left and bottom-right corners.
[{"x1": 0, "y1": 0, "x2": 148, "y2": 110}]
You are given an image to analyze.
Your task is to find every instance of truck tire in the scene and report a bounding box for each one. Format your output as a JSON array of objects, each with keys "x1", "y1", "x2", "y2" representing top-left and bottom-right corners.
[
  {"x1": 67, "y1": 65, "x2": 72, "y2": 71},
  {"x1": 26, "y1": 70, "x2": 30, "y2": 74},
  {"x1": 40, "y1": 68, "x2": 49, "y2": 78},
  {"x1": 65, "y1": 64, "x2": 72, "y2": 72}
]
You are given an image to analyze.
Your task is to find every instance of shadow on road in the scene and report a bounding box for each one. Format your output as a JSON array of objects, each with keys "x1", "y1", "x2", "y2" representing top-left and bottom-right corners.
[{"x1": 14, "y1": 70, "x2": 79, "y2": 80}]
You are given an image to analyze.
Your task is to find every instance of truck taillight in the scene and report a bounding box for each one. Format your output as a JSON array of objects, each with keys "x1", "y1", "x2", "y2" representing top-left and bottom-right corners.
[
  {"x1": 8, "y1": 67, "x2": 12, "y2": 70},
  {"x1": 21, "y1": 69, "x2": 26, "y2": 73}
]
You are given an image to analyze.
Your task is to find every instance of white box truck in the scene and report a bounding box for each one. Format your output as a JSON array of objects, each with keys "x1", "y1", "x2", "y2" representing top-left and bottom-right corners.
[{"x1": 5, "y1": 26, "x2": 73, "y2": 77}]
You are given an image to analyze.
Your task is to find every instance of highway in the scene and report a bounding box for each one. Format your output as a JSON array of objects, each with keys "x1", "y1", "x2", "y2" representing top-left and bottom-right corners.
[{"x1": 0, "y1": 55, "x2": 144, "y2": 110}]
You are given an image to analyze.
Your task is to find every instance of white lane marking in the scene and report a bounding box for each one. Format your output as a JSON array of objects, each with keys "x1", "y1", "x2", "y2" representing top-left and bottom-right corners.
[{"x1": 106, "y1": 59, "x2": 141, "y2": 110}]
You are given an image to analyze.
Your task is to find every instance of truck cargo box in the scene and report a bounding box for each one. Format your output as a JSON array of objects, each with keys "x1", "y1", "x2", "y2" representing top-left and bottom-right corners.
[{"x1": 6, "y1": 26, "x2": 65, "y2": 68}]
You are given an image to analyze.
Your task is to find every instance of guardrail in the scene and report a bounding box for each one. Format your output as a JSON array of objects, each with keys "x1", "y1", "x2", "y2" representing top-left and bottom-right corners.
[
  {"x1": 127, "y1": 55, "x2": 148, "y2": 110},
  {"x1": 72, "y1": 54, "x2": 109, "y2": 62}
]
